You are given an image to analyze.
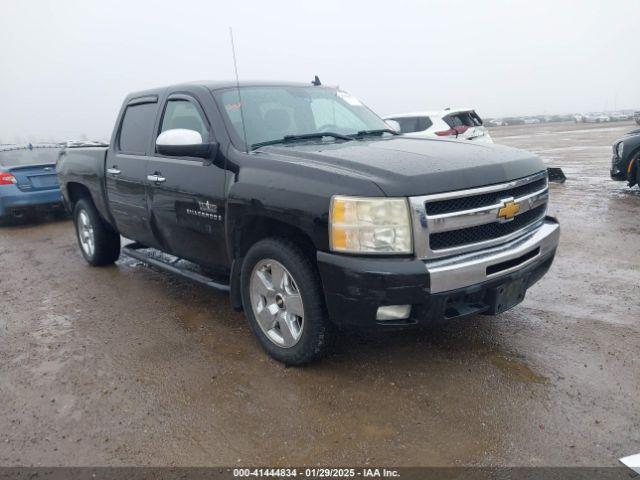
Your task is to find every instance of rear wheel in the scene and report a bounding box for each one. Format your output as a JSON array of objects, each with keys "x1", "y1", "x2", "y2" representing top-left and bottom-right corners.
[
  {"x1": 241, "y1": 237, "x2": 335, "y2": 365},
  {"x1": 73, "y1": 198, "x2": 120, "y2": 266}
]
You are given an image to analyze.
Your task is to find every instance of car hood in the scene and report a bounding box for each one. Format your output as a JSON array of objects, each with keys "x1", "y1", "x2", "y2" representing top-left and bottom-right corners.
[{"x1": 258, "y1": 136, "x2": 545, "y2": 197}]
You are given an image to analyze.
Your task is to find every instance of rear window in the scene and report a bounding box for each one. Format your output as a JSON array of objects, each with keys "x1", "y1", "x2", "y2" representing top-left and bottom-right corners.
[
  {"x1": 0, "y1": 147, "x2": 60, "y2": 166},
  {"x1": 118, "y1": 102, "x2": 157, "y2": 154},
  {"x1": 444, "y1": 111, "x2": 483, "y2": 128},
  {"x1": 389, "y1": 116, "x2": 433, "y2": 134}
]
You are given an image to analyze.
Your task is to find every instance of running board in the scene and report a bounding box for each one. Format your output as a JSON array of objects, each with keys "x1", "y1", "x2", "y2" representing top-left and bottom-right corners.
[{"x1": 122, "y1": 243, "x2": 230, "y2": 292}]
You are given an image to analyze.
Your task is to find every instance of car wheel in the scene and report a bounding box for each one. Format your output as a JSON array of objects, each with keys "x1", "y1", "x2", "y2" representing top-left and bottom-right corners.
[
  {"x1": 628, "y1": 152, "x2": 640, "y2": 187},
  {"x1": 73, "y1": 198, "x2": 120, "y2": 266},
  {"x1": 241, "y1": 237, "x2": 335, "y2": 365}
]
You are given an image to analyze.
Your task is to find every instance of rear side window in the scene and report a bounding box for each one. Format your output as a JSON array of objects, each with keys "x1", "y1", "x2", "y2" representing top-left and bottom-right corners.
[
  {"x1": 390, "y1": 116, "x2": 432, "y2": 134},
  {"x1": 118, "y1": 102, "x2": 157, "y2": 154},
  {"x1": 160, "y1": 99, "x2": 209, "y2": 140}
]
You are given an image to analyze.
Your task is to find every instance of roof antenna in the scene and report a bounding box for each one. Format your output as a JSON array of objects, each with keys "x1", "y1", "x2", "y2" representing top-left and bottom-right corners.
[
  {"x1": 311, "y1": 75, "x2": 321, "y2": 86},
  {"x1": 229, "y1": 27, "x2": 249, "y2": 153}
]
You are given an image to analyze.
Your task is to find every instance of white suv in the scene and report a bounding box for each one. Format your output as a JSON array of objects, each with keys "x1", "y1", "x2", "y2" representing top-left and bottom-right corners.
[{"x1": 384, "y1": 108, "x2": 493, "y2": 143}]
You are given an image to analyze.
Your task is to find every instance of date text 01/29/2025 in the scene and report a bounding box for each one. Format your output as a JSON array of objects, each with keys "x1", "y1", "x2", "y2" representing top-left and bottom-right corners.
[{"x1": 232, "y1": 467, "x2": 400, "y2": 477}]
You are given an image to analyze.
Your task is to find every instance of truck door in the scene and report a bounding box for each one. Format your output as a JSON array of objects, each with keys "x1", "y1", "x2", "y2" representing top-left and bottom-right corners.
[
  {"x1": 146, "y1": 93, "x2": 228, "y2": 268},
  {"x1": 105, "y1": 96, "x2": 158, "y2": 246}
]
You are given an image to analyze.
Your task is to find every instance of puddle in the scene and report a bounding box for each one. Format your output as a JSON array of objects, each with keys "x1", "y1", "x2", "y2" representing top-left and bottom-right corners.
[
  {"x1": 176, "y1": 309, "x2": 210, "y2": 331},
  {"x1": 487, "y1": 354, "x2": 548, "y2": 384}
]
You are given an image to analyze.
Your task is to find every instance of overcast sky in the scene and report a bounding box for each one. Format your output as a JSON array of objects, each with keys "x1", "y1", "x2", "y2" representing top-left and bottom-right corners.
[{"x1": 1, "y1": 0, "x2": 638, "y2": 142}]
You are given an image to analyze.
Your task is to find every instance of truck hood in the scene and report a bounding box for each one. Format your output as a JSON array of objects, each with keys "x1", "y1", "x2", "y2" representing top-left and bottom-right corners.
[{"x1": 258, "y1": 136, "x2": 545, "y2": 197}]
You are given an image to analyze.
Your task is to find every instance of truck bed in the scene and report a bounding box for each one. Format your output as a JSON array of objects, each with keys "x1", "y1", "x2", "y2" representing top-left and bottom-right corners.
[{"x1": 56, "y1": 145, "x2": 110, "y2": 218}]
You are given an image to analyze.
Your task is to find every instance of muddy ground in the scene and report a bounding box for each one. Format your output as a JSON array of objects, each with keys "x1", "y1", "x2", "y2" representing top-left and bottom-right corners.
[{"x1": 0, "y1": 121, "x2": 638, "y2": 467}]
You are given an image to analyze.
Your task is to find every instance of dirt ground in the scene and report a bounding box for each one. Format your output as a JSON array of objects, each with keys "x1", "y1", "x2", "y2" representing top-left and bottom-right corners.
[{"x1": 0, "y1": 121, "x2": 638, "y2": 467}]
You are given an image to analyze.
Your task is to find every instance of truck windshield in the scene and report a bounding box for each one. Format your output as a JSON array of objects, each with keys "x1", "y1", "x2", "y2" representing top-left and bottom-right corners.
[{"x1": 214, "y1": 86, "x2": 390, "y2": 149}]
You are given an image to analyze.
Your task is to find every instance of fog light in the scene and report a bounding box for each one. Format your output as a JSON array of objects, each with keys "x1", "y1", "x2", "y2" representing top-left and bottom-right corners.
[{"x1": 376, "y1": 305, "x2": 411, "y2": 321}]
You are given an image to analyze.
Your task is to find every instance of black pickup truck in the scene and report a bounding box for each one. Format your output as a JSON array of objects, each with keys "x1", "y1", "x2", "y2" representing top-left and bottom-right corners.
[{"x1": 56, "y1": 81, "x2": 560, "y2": 364}]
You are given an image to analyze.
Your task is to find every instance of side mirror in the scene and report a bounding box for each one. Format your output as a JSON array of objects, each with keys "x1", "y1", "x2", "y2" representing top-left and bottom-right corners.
[
  {"x1": 156, "y1": 129, "x2": 218, "y2": 159},
  {"x1": 385, "y1": 119, "x2": 401, "y2": 133}
]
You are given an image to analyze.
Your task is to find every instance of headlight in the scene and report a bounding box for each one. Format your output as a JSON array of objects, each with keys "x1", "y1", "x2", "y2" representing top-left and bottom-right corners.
[
  {"x1": 330, "y1": 196, "x2": 412, "y2": 254},
  {"x1": 616, "y1": 142, "x2": 624, "y2": 158}
]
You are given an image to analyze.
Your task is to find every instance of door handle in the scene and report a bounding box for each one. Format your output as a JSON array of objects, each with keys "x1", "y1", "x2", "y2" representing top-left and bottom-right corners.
[
  {"x1": 107, "y1": 167, "x2": 121, "y2": 175},
  {"x1": 147, "y1": 174, "x2": 166, "y2": 183}
]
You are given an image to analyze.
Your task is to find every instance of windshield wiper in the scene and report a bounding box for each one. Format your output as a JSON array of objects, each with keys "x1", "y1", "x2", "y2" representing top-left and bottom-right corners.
[
  {"x1": 251, "y1": 132, "x2": 354, "y2": 150},
  {"x1": 354, "y1": 128, "x2": 399, "y2": 137}
]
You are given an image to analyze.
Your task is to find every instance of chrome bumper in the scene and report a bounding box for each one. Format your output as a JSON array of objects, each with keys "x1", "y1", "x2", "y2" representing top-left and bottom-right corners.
[{"x1": 425, "y1": 217, "x2": 560, "y2": 293}]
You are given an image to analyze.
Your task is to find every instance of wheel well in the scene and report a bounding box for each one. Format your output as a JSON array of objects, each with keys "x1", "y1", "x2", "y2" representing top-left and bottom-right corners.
[
  {"x1": 66, "y1": 182, "x2": 92, "y2": 209},
  {"x1": 233, "y1": 216, "x2": 317, "y2": 263},
  {"x1": 229, "y1": 215, "x2": 321, "y2": 313}
]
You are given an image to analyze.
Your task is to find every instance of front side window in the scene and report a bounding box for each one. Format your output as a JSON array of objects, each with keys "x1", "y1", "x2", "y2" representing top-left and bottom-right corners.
[
  {"x1": 118, "y1": 102, "x2": 157, "y2": 154},
  {"x1": 214, "y1": 86, "x2": 389, "y2": 148},
  {"x1": 160, "y1": 99, "x2": 209, "y2": 140}
]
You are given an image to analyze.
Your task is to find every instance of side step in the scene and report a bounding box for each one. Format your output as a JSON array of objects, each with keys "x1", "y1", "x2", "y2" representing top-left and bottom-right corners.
[{"x1": 122, "y1": 243, "x2": 230, "y2": 292}]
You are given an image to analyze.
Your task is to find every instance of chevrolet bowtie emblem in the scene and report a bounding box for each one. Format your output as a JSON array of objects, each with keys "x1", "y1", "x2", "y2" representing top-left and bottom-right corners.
[{"x1": 498, "y1": 200, "x2": 520, "y2": 221}]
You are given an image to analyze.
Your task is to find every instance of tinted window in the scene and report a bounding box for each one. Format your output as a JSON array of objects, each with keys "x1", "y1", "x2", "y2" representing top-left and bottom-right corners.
[
  {"x1": 445, "y1": 112, "x2": 478, "y2": 128},
  {"x1": 0, "y1": 146, "x2": 60, "y2": 166},
  {"x1": 390, "y1": 116, "x2": 432, "y2": 133},
  {"x1": 160, "y1": 99, "x2": 209, "y2": 139},
  {"x1": 118, "y1": 102, "x2": 157, "y2": 154},
  {"x1": 445, "y1": 114, "x2": 464, "y2": 128}
]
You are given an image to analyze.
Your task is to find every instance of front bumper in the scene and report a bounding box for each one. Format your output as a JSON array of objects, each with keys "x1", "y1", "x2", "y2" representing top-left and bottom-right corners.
[
  {"x1": 0, "y1": 185, "x2": 64, "y2": 217},
  {"x1": 317, "y1": 217, "x2": 559, "y2": 328},
  {"x1": 610, "y1": 154, "x2": 627, "y2": 180}
]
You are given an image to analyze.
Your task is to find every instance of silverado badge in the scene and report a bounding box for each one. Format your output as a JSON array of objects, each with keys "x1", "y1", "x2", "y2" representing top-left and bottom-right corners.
[{"x1": 497, "y1": 199, "x2": 520, "y2": 221}]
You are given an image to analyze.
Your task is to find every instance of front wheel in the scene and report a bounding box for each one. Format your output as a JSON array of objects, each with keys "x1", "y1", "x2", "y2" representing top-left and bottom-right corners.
[
  {"x1": 73, "y1": 198, "x2": 120, "y2": 266},
  {"x1": 240, "y1": 238, "x2": 335, "y2": 365},
  {"x1": 627, "y1": 152, "x2": 640, "y2": 187}
]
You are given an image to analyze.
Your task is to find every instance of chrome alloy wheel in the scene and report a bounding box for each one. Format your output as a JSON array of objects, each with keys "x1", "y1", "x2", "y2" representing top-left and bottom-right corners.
[
  {"x1": 249, "y1": 259, "x2": 304, "y2": 348},
  {"x1": 77, "y1": 209, "x2": 95, "y2": 257}
]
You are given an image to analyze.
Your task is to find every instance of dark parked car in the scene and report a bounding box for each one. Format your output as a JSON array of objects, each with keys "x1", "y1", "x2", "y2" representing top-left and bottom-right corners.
[
  {"x1": 611, "y1": 128, "x2": 640, "y2": 186},
  {"x1": 57, "y1": 80, "x2": 559, "y2": 364},
  {"x1": 0, "y1": 143, "x2": 65, "y2": 222}
]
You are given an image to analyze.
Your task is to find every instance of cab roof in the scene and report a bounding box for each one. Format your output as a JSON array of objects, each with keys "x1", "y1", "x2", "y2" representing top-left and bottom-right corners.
[{"x1": 127, "y1": 80, "x2": 331, "y2": 99}]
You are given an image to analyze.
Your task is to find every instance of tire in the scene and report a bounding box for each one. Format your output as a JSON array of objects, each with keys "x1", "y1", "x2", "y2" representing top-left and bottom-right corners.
[
  {"x1": 73, "y1": 198, "x2": 120, "y2": 266},
  {"x1": 240, "y1": 237, "x2": 335, "y2": 365}
]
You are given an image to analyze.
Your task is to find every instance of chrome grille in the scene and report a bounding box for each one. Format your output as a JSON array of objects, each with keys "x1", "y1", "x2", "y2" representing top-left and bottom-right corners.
[
  {"x1": 409, "y1": 171, "x2": 549, "y2": 259},
  {"x1": 425, "y1": 177, "x2": 547, "y2": 215},
  {"x1": 429, "y1": 204, "x2": 547, "y2": 250}
]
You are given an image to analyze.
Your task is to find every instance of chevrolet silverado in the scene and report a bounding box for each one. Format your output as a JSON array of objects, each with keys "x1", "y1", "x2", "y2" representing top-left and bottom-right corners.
[{"x1": 56, "y1": 81, "x2": 560, "y2": 364}]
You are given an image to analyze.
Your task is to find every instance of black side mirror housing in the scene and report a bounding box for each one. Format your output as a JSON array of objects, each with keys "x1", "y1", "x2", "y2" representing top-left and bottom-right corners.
[{"x1": 156, "y1": 142, "x2": 218, "y2": 159}]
